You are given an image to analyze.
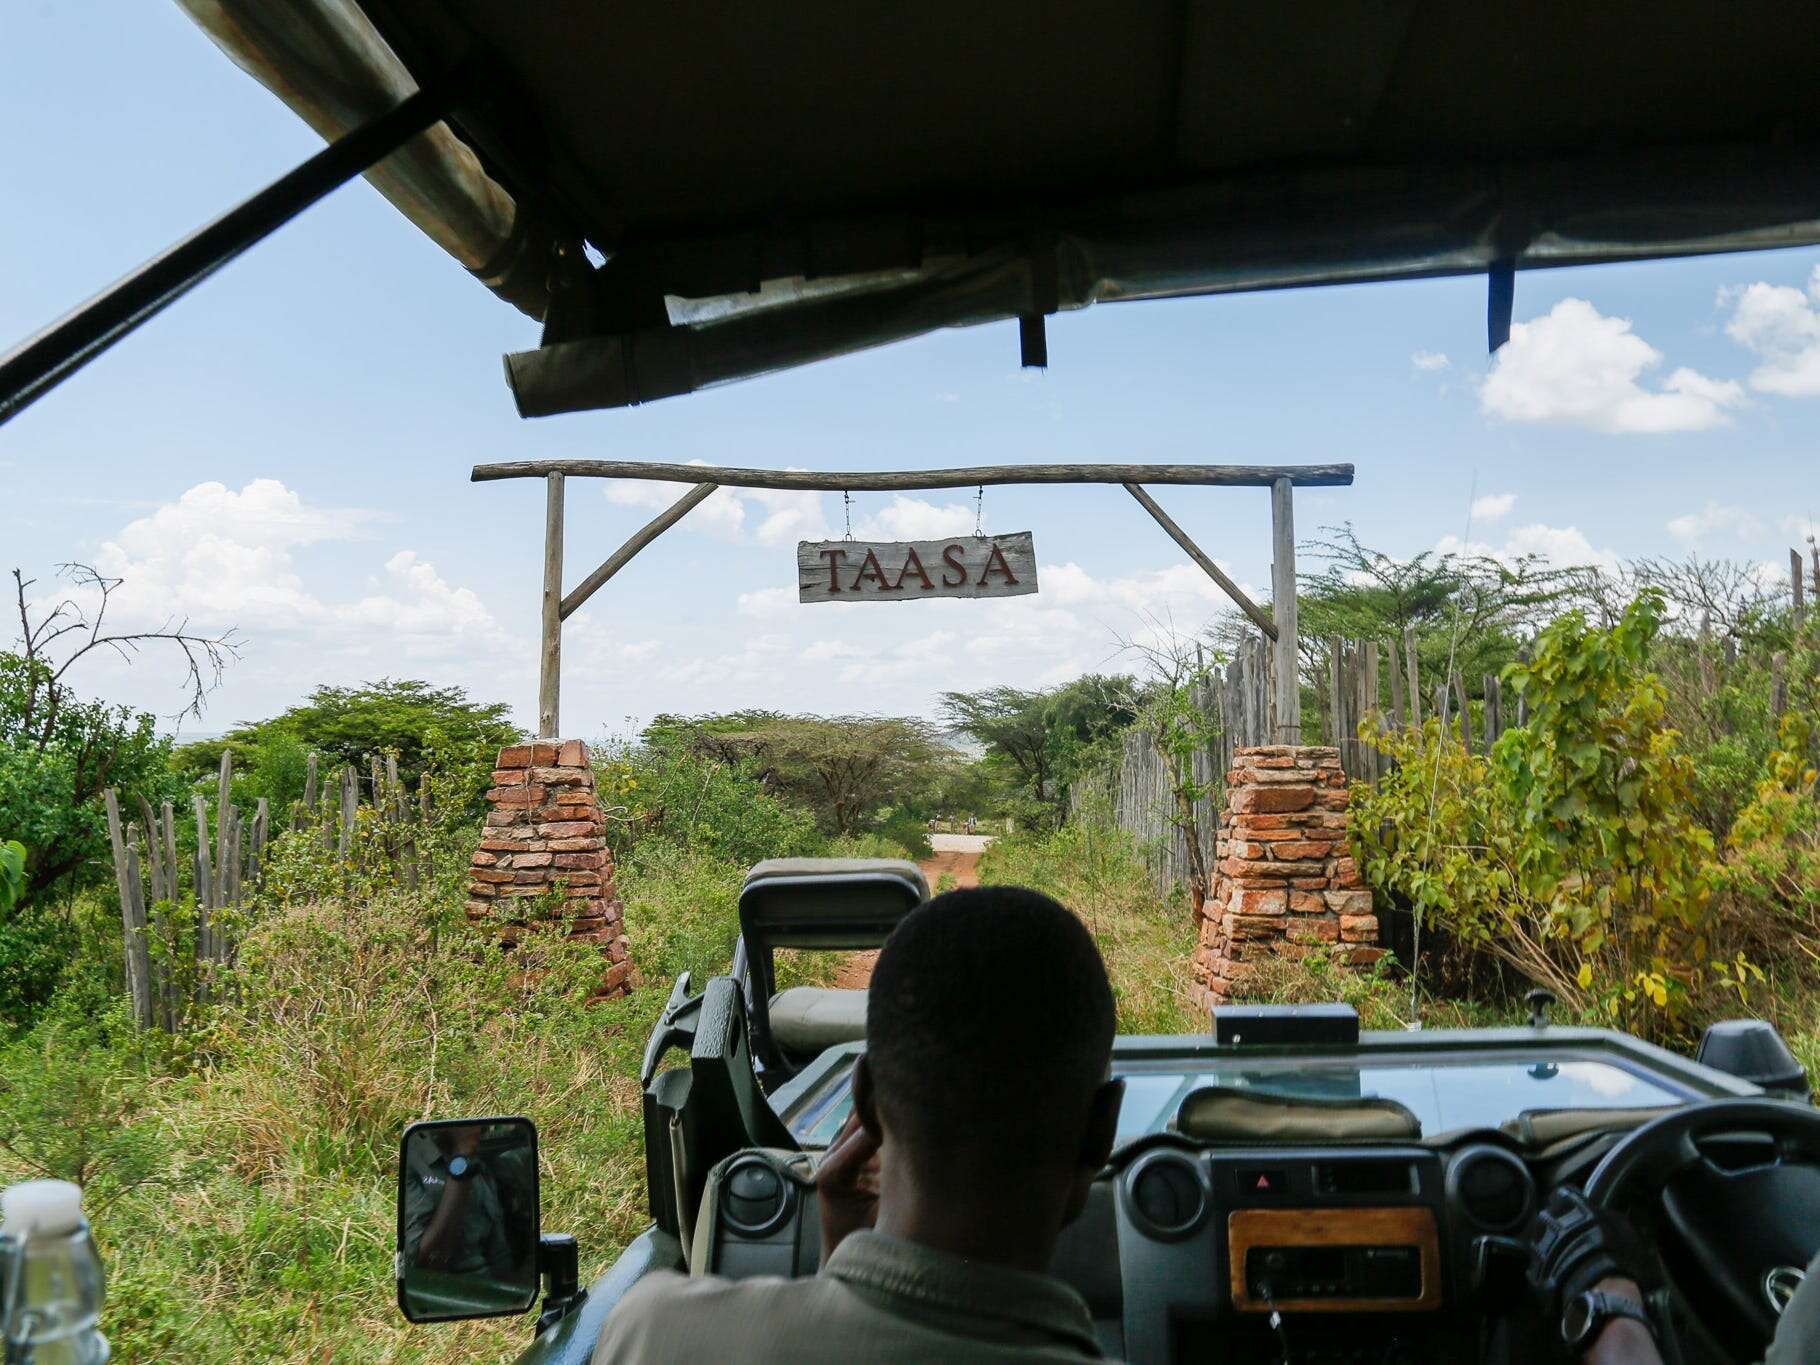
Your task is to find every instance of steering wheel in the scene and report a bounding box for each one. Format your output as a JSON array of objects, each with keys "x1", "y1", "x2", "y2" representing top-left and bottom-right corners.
[{"x1": 1583, "y1": 1098, "x2": 1820, "y2": 1360}]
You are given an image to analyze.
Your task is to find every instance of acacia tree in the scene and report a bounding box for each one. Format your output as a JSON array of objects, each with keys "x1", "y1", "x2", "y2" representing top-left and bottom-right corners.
[
  {"x1": 4, "y1": 565, "x2": 237, "y2": 900},
  {"x1": 940, "y1": 675, "x2": 1138, "y2": 814},
  {"x1": 660, "y1": 712, "x2": 948, "y2": 835},
  {"x1": 939, "y1": 687, "x2": 1053, "y2": 800},
  {"x1": 1207, "y1": 524, "x2": 1591, "y2": 715}
]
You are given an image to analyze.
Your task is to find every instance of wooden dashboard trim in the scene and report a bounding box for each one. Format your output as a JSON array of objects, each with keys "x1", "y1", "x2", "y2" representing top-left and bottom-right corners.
[{"x1": 1227, "y1": 1205, "x2": 1443, "y2": 1314}]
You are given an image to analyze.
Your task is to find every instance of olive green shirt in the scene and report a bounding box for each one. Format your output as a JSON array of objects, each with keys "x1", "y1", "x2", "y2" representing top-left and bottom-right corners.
[{"x1": 591, "y1": 1231, "x2": 1106, "y2": 1363}]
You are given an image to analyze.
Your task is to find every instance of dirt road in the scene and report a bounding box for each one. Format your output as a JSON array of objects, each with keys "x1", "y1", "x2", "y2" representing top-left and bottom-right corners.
[{"x1": 831, "y1": 834, "x2": 992, "y2": 988}]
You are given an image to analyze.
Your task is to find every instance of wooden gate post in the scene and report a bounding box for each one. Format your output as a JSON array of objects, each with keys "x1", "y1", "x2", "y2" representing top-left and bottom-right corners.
[
  {"x1": 1270, "y1": 476, "x2": 1301, "y2": 742},
  {"x1": 539, "y1": 471, "x2": 565, "y2": 739}
]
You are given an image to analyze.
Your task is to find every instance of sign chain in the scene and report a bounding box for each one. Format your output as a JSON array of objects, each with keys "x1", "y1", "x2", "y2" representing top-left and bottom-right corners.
[
  {"x1": 974, "y1": 483, "x2": 985, "y2": 539},
  {"x1": 842, "y1": 490, "x2": 854, "y2": 541}
]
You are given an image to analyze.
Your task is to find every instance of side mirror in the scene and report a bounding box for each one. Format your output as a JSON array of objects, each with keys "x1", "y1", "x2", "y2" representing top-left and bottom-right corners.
[{"x1": 397, "y1": 1117, "x2": 541, "y2": 1322}]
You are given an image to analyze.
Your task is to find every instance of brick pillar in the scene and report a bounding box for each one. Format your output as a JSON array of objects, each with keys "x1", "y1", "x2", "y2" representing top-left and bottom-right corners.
[
  {"x1": 466, "y1": 740, "x2": 633, "y2": 999},
  {"x1": 1190, "y1": 745, "x2": 1381, "y2": 1012}
]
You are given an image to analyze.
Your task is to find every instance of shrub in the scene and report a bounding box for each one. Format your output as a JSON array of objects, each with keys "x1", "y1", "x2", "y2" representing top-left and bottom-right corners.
[
  {"x1": 1354, "y1": 594, "x2": 1734, "y2": 1037},
  {"x1": 595, "y1": 742, "x2": 821, "y2": 868},
  {"x1": 1720, "y1": 712, "x2": 1820, "y2": 946}
]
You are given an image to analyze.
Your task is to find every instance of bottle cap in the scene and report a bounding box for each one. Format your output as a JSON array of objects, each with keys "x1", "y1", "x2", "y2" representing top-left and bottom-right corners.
[{"x1": 1, "y1": 1180, "x2": 84, "y2": 1238}]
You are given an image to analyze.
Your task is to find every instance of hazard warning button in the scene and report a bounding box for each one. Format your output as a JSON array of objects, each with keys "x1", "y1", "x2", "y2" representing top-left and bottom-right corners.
[{"x1": 1238, "y1": 1167, "x2": 1289, "y2": 1196}]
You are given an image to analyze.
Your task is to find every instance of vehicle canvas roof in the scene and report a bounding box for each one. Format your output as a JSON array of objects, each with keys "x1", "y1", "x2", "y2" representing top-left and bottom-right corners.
[{"x1": 154, "y1": 2, "x2": 1820, "y2": 411}]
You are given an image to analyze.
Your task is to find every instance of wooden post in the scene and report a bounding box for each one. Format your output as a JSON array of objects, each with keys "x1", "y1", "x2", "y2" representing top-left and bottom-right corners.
[
  {"x1": 1795, "y1": 548, "x2": 1808, "y2": 628},
  {"x1": 1403, "y1": 626, "x2": 1421, "y2": 728},
  {"x1": 122, "y1": 832, "x2": 152, "y2": 1029},
  {"x1": 1387, "y1": 640, "x2": 1406, "y2": 731},
  {"x1": 251, "y1": 798, "x2": 268, "y2": 891},
  {"x1": 540, "y1": 470, "x2": 565, "y2": 740},
  {"x1": 301, "y1": 752, "x2": 319, "y2": 831},
  {"x1": 215, "y1": 753, "x2": 232, "y2": 912},
  {"x1": 192, "y1": 793, "x2": 215, "y2": 974},
  {"x1": 1270, "y1": 477, "x2": 1300, "y2": 742},
  {"x1": 1772, "y1": 651, "x2": 1789, "y2": 719},
  {"x1": 1328, "y1": 638, "x2": 1345, "y2": 750},
  {"x1": 1453, "y1": 672, "x2": 1472, "y2": 751},
  {"x1": 103, "y1": 791, "x2": 152, "y2": 1028},
  {"x1": 133, "y1": 792, "x2": 164, "y2": 905},
  {"x1": 1484, "y1": 675, "x2": 1503, "y2": 747},
  {"x1": 338, "y1": 765, "x2": 358, "y2": 864},
  {"x1": 1361, "y1": 640, "x2": 1380, "y2": 780}
]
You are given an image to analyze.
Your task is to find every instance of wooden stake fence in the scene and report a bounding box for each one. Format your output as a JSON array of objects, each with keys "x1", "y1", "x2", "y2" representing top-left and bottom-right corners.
[{"x1": 106, "y1": 747, "x2": 431, "y2": 1030}]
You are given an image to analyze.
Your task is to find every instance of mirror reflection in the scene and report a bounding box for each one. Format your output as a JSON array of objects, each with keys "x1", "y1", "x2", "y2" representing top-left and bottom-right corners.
[{"x1": 398, "y1": 1118, "x2": 539, "y2": 1321}]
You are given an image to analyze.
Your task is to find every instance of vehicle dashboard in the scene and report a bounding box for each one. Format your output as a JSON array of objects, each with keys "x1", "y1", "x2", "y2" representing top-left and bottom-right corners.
[{"x1": 693, "y1": 1027, "x2": 1764, "y2": 1364}]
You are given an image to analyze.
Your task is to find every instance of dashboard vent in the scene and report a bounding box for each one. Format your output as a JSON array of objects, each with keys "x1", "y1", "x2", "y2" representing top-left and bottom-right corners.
[
  {"x1": 1128, "y1": 1152, "x2": 1208, "y2": 1239},
  {"x1": 1448, "y1": 1147, "x2": 1534, "y2": 1232}
]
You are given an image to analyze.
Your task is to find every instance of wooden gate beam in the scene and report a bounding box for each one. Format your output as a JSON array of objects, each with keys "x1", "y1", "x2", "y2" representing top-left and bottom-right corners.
[
  {"x1": 561, "y1": 481, "x2": 719, "y2": 620},
  {"x1": 1122, "y1": 483, "x2": 1277, "y2": 641},
  {"x1": 474, "y1": 459, "x2": 1354, "y2": 490}
]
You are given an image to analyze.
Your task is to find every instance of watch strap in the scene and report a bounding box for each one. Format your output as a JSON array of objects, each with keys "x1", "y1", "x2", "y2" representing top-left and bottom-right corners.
[{"x1": 1565, "y1": 1289, "x2": 1652, "y2": 1347}]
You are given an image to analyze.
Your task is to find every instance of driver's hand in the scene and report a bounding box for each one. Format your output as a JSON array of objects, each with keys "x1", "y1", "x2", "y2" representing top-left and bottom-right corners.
[
  {"x1": 1527, "y1": 1187, "x2": 1653, "y2": 1360},
  {"x1": 816, "y1": 1111, "x2": 880, "y2": 1269}
]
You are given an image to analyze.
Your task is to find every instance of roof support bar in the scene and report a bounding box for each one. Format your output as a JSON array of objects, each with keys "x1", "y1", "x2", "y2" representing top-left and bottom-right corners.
[
  {"x1": 1122, "y1": 483, "x2": 1277, "y2": 642},
  {"x1": 560, "y1": 481, "x2": 719, "y2": 620},
  {"x1": 0, "y1": 83, "x2": 455, "y2": 428},
  {"x1": 473, "y1": 460, "x2": 1353, "y2": 489}
]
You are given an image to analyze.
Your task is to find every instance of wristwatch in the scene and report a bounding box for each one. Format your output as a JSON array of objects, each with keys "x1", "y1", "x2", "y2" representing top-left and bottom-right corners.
[{"x1": 1562, "y1": 1289, "x2": 1654, "y2": 1350}]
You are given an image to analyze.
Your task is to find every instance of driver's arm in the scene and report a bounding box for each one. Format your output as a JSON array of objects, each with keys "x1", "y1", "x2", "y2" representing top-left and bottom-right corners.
[
  {"x1": 1529, "y1": 1189, "x2": 1664, "y2": 1365},
  {"x1": 1580, "y1": 1277, "x2": 1663, "y2": 1365}
]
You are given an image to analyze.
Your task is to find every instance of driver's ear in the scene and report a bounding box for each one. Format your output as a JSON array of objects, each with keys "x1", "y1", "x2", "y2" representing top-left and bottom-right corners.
[
  {"x1": 852, "y1": 1056, "x2": 883, "y2": 1143},
  {"x1": 1080, "y1": 1077, "x2": 1124, "y2": 1171}
]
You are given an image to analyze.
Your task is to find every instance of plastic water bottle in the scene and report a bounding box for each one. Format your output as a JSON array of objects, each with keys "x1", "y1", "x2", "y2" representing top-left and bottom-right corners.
[{"x1": 0, "y1": 1181, "x2": 108, "y2": 1364}]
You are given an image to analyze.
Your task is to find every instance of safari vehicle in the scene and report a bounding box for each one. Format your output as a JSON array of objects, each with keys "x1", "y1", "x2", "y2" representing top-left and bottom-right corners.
[
  {"x1": 9, "y1": 4, "x2": 1820, "y2": 1364},
  {"x1": 394, "y1": 858, "x2": 1820, "y2": 1365}
]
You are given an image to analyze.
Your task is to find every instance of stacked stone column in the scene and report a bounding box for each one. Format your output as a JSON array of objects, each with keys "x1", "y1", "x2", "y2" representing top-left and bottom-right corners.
[
  {"x1": 465, "y1": 740, "x2": 633, "y2": 999},
  {"x1": 1190, "y1": 745, "x2": 1381, "y2": 1011}
]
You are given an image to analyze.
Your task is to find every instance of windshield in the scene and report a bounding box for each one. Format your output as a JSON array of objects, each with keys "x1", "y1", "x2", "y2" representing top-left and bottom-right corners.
[{"x1": 784, "y1": 1051, "x2": 1697, "y2": 1147}]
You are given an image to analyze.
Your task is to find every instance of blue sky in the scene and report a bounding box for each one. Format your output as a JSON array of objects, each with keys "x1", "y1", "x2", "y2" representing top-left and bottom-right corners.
[{"x1": 4, "y1": 3, "x2": 1818, "y2": 737}]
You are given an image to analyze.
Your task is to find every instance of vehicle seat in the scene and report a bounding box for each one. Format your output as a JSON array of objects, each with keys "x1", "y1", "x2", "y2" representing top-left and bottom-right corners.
[{"x1": 768, "y1": 986, "x2": 867, "y2": 1053}]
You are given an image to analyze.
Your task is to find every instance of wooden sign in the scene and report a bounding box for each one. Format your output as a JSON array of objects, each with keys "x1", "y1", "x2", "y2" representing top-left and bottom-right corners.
[{"x1": 797, "y1": 532, "x2": 1039, "y2": 604}]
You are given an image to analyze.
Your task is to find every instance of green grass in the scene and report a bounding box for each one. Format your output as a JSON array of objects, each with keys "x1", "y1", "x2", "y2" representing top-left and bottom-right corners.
[{"x1": 0, "y1": 835, "x2": 766, "y2": 1363}]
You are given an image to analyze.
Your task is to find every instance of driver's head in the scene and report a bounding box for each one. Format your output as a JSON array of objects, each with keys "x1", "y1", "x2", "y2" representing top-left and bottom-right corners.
[{"x1": 856, "y1": 886, "x2": 1121, "y2": 1212}]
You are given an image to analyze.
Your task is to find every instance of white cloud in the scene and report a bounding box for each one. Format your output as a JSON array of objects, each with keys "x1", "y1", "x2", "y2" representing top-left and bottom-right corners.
[
  {"x1": 1470, "y1": 493, "x2": 1516, "y2": 523},
  {"x1": 1411, "y1": 350, "x2": 1451, "y2": 372},
  {"x1": 605, "y1": 478, "x2": 982, "y2": 549},
  {"x1": 1666, "y1": 503, "x2": 1768, "y2": 545},
  {"x1": 851, "y1": 496, "x2": 977, "y2": 541},
  {"x1": 66, "y1": 480, "x2": 522, "y2": 721},
  {"x1": 1437, "y1": 522, "x2": 1619, "y2": 575},
  {"x1": 1721, "y1": 266, "x2": 1820, "y2": 396},
  {"x1": 1480, "y1": 298, "x2": 1743, "y2": 433}
]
